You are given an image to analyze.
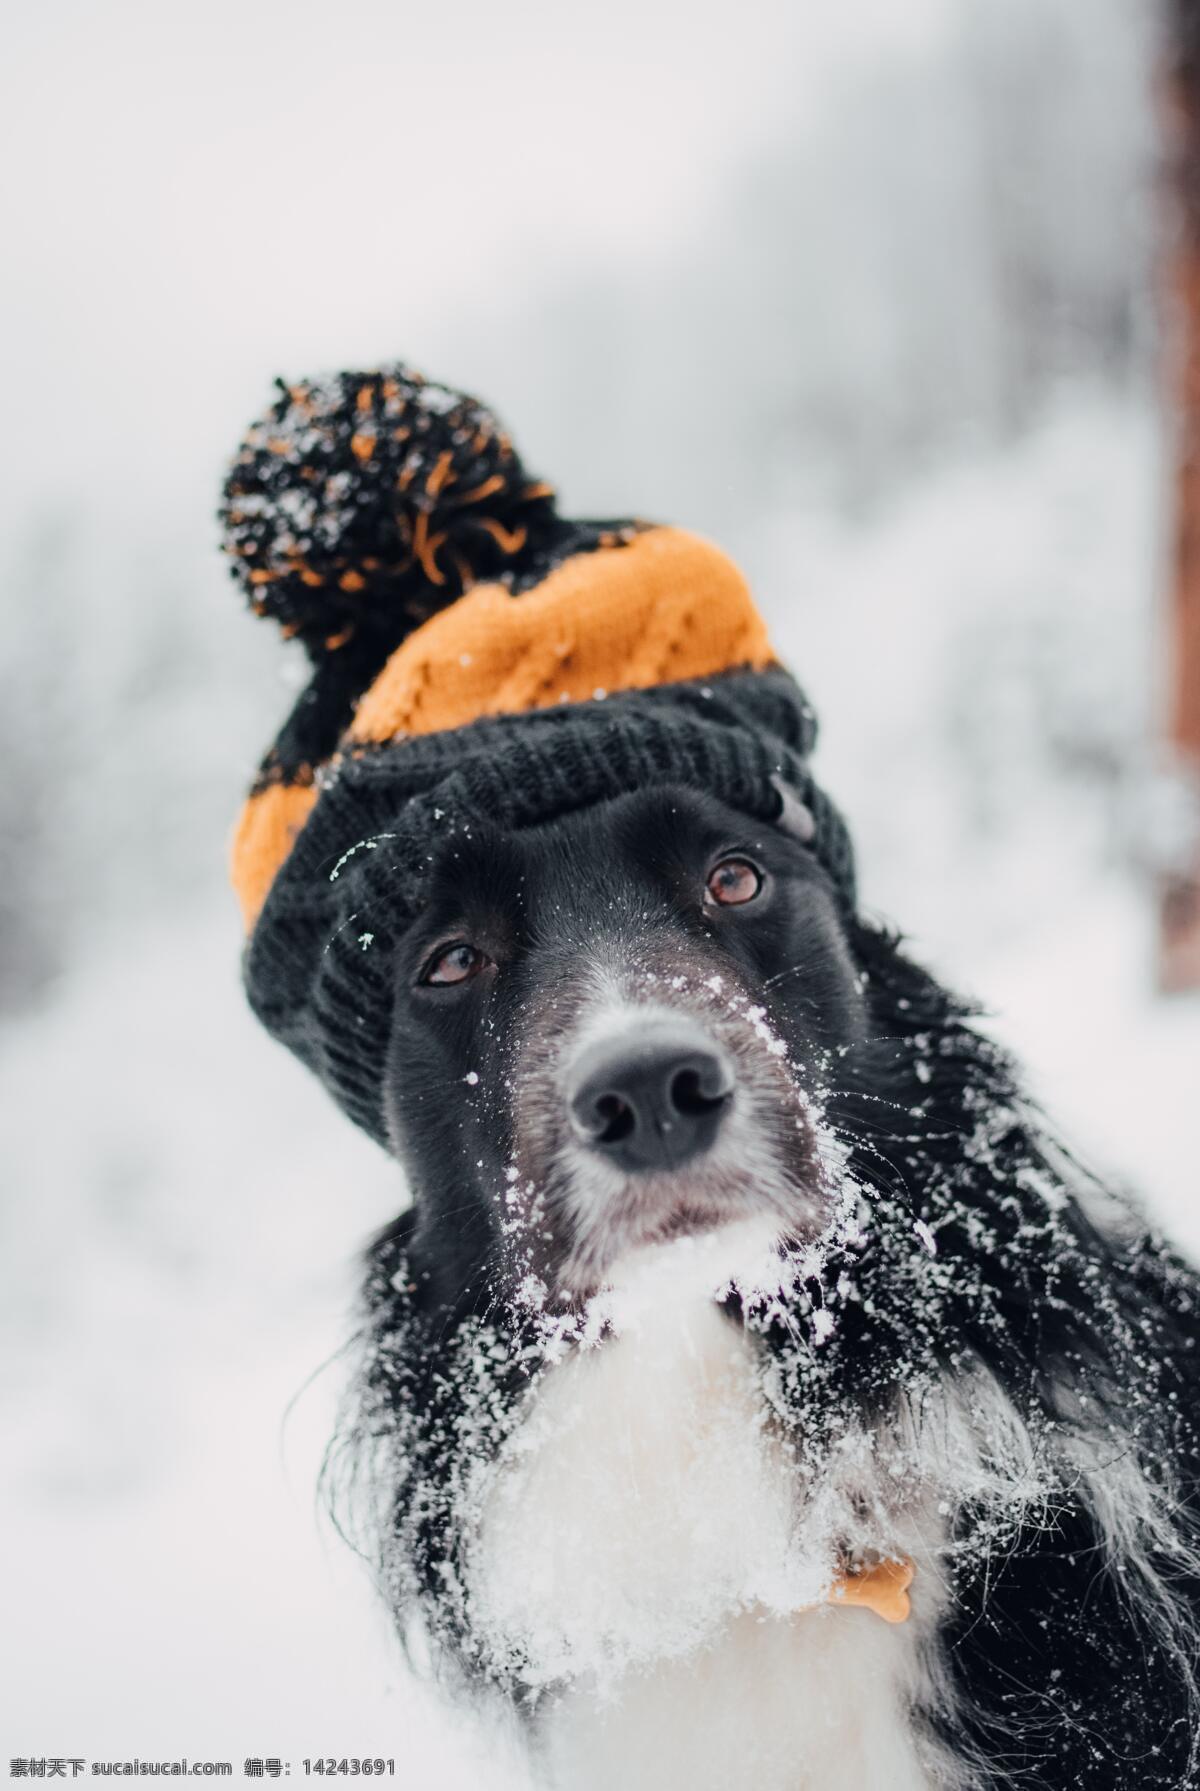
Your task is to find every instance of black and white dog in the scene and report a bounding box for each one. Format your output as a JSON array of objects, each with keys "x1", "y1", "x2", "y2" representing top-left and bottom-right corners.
[{"x1": 332, "y1": 782, "x2": 1200, "y2": 1790}]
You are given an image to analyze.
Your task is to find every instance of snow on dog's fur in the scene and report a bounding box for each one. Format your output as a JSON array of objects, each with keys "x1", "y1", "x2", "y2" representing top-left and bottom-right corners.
[{"x1": 328, "y1": 785, "x2": 1200, "y2": 1790}]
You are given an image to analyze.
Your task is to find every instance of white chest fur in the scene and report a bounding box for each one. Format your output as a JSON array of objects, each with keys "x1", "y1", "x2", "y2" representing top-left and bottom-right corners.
[
  {"x1": 540, "y1": 1607, "x2": 940, "y2": 1791},
  {"x1": 468, "y1": 1240, "x2": 949, "y2": 1791}
]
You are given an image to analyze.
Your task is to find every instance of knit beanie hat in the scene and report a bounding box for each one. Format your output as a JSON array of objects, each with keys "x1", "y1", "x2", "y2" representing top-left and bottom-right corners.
[{"x1": 222, "y1": 364, "x2": 855, "y2": 1148}]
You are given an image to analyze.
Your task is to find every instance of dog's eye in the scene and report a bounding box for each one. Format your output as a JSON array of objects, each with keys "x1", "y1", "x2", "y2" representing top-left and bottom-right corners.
[
  {"x1": 420, "y1": 942, "x2": 489, "y2": 987},
  {"x1": 705, "y1": 857, "x2": 763, "y2": 907}
]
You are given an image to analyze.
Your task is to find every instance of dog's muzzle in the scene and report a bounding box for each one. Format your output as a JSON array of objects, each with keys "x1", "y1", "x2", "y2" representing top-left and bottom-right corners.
[{"x1": 565, "y1": 1019, "x2": 736, "y2": 1173}]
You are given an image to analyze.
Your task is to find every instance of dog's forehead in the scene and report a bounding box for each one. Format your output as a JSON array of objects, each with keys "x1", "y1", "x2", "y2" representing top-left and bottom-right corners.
[
  {"x1": 541, "y1": 784, "x2": 769, "y2": 855},
  {"x1": 422, "y1": 783, "x2": 797, "y2": 930},
  {"x1": 518, "y1": 786, "x2": 769, "y2": 907}
]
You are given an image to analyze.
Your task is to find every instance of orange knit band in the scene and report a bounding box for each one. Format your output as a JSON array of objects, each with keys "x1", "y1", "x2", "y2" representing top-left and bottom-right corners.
[{"x1": 348, "y1": 526, "x2": 775, "y2": 745}]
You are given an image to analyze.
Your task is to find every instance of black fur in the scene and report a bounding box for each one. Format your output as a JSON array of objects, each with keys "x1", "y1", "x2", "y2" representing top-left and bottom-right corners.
[{"x1": 333, "y1": 786, "x2": 1200, "y2": 1789}]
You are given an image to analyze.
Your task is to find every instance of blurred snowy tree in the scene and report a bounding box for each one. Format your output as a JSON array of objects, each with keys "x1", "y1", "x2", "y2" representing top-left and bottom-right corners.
[
  {"x1": 0, "y1": 513, "x2": 78, "y2": 1007},
  {"x1": 1161, "y1": 0, "x2": 1200, "y2": 989},
  {"x1": 502, "y1": 0, "x2": 1155, "y2": 537}
]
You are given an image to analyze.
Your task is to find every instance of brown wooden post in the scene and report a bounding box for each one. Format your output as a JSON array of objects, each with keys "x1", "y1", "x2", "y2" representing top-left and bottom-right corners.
[{"x1": 1161, "y1": 0, "x2": 1200, "y2": 991}]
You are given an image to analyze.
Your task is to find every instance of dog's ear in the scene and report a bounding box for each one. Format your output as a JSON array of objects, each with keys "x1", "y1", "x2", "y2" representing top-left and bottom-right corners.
[{"x1": 771, "y1": 775, "x2": 816, "y2": 845}]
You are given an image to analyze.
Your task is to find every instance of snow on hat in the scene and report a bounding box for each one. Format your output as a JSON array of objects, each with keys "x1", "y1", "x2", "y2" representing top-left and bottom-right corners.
[{"x1": 221, "y1": 364, "x2": 855, "y2": 1146}]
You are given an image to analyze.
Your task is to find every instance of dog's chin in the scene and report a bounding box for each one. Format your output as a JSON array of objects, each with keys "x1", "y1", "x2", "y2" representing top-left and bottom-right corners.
[
  {"x1": 554, "y1": 1169, "x2": 829, "y2": 1303},
  {"x1": 600, "y1": 1213, "x2": 799, "y2": 1314}
]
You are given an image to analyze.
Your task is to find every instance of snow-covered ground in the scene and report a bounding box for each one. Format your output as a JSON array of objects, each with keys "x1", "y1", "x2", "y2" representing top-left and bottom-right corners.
[{"x1": 2, "y1": 390, "x2": 1197, "y2": 1781}]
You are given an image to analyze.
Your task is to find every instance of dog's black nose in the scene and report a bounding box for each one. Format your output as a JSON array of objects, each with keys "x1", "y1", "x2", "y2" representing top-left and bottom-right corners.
[{"x1": 566, "y1": 1022, "x2": 735, "y2": 1172}]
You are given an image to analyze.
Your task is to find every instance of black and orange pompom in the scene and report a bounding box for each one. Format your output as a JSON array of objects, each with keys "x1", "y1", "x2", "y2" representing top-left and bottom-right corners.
[{"x1": 219, "y1": 365, "x2": 564, "y2": 658}]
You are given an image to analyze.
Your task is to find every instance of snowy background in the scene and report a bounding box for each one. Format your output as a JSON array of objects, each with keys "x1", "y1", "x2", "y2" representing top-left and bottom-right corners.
[{"x1": 2, "y1": 0, "x2": 1197, "y2": 1781}]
